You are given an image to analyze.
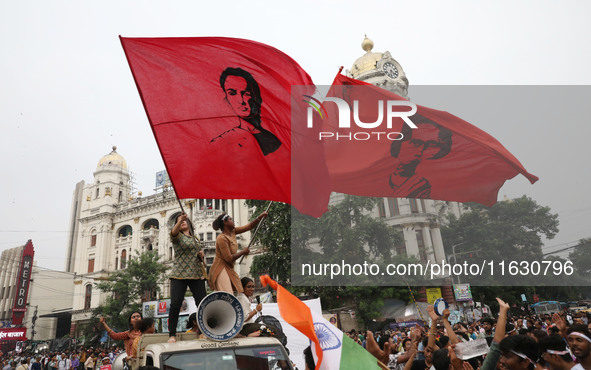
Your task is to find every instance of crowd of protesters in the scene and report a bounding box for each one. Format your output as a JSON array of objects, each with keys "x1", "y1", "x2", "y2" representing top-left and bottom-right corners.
[
  {"x1": 0, "y1": 345, "x2": 123, "y2": 370},
  {"x1": 348, "y1": 298, "x2": 591, "y2": 370}
]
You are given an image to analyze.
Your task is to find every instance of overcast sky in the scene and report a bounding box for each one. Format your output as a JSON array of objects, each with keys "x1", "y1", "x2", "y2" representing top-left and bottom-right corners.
[{"x1": 1, "y1": 0, "x2": 590, "y2": 269}]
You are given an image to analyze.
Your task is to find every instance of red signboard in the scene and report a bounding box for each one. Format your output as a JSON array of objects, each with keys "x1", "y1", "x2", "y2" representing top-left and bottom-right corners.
[
  {"x1": 12, "y1": 240, "x2": 34, "y2": 325},
  {"x1": 158, "y1": 301, "x2": 167, "y2": 314},
  {"x1": 0, "y1": 328, "x2": 27, "y2": 341}
]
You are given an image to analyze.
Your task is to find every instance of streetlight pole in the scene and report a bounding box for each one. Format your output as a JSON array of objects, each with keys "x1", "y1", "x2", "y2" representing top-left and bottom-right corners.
[{"x1": 449, "y1": 241, "x2": 467, "y2": 285}]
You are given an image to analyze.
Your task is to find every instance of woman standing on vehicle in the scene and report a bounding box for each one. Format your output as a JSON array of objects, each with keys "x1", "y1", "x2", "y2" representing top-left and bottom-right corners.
[
  {"x1": 167, "y1": 212, "x2": 208, "y2": 343},
  {"x1": 209, "y1": 212, "x2": 267, "y2": 293}
]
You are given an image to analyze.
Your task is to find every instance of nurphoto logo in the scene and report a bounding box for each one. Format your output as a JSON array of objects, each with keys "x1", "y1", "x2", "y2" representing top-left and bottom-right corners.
[{"x1": 304, "y1": 92, "x2": 418, "y2": 141}]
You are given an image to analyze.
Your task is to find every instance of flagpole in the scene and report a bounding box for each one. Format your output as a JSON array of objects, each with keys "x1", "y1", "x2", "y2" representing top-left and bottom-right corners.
[{"x1": 238, "y1": 201, "x2": 273, "y2": 264}]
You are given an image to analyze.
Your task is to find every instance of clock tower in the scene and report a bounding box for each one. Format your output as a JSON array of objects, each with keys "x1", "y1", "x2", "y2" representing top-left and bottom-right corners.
[{"x1": 346, "y1": 36, "x2": 409, "y2": 98}]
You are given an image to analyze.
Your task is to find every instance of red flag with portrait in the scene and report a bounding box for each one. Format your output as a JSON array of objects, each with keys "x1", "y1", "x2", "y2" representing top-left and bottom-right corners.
[
  {"x1": 120, "y1": 37, "x2": 329, "y2": 217},
  {"x1": 323, "y1": 73, "x2": 538, "y2": 205}
]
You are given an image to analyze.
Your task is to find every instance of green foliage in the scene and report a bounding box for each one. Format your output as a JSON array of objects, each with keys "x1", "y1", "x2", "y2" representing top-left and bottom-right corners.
[
  {"x1": 246, "y1": 200, "x2": 292, "y2": 284},
  {"x1": 569, "y1": 238, "x2": 591, "y2": 276},
  {"x1": 442, "y1": 196, "x2": 586, "y2": 300},
  {"x1": 92, "y1": 251, "x2": 168, "y2": 331},
  {"x1": 442, "y1": 196, "x2": 559, "y2": 261}
]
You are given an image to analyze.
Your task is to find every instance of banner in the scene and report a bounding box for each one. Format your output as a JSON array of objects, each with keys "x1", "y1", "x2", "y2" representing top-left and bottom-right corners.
[{"x1": 0, "y1": 328, "x2": 27, "y2": 341}]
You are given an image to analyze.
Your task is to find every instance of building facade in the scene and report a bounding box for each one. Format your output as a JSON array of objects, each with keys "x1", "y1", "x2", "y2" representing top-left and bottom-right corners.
[
  {"x1": 0, "y1": 242, "x2": 73, "y2": 352},
  {"x1": 66, "y1": 147, "x2": 256, "y2": 336}
]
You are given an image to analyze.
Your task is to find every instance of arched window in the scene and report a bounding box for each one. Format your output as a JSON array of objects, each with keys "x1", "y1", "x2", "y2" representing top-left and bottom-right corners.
[
  {"x1": 143, "y1": 219, "x2": 159, "y2": 230},
  {"x1": 84, "y1": 284, "x2": 92, "y2": 309},
  {"x1": 90, "y1": 229, "x2": 97, "y2": 247},
  {"x1": 121, "y1": 249, "x2": 127, "y2": 269},
  {"x1": 117, "y1": 225, "x2": 133, "y2": 237}
]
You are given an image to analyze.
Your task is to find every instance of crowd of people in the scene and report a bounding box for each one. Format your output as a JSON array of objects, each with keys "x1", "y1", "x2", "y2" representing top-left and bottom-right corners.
[
  {"x1": 345, "y1": 298, "x2": 591, "y2": 370},
  {"x1": 0, "y1": 346, "x2": 122, "y2": 370}
]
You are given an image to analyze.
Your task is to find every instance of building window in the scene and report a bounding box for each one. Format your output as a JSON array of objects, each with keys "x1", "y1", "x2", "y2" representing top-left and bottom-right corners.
[
  {"x1": 88, "y1": 259, "x2": 95, "y2": 273},
  {"x1": 215, "y1": 199, "x2": 220, "y2": 210},
  {"x1": 377, "y1": 199, "x2": 386, "y2": 218},
  {"x1": 388, "y1": 198, "x2": 400, "y2": 216},
  {"x1": 84, "y1": 284, "x2": 92, "y2": 309},
  {"x1": 90, "y1": 233, "x2": 97, "y2": 247},
  {"x1": 396, "y1": 241, "x2": 406, "y2": 256},
  {"x1": 416, "y1": 230, "x2": 427, "y2": 262},
  {"x1": 199, "y1": 233, "x2": 204, "y2": 241},
  {"x1": 207, "y1": 232, "x2": 213, "y2": 241},
  {"x1": 121, "y1": 249, "x2": 127, "y2": 269},
  {"x1": 115, "y1": 257, "x2": 118, "y2": 270},
  {"x1": 409, "y1": 199, "x2": 419, "y2": 214},
  {"x1": 420, "y1": 199, "x2": 426, "y2": 213},
  {"x1": 118, "y1": 190, "x2": 123, "y2": 203},
  {"x1": 118, "y1": 225, "x2": 133, "y2": 237},
  {"x1": 96, "y1": 188, "x2": 99, "y2": 198}
]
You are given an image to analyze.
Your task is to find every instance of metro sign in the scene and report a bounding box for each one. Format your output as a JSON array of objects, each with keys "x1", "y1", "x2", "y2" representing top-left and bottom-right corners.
[{"x1": 12, "y1": 240, "x2": 34, "y2": 325}]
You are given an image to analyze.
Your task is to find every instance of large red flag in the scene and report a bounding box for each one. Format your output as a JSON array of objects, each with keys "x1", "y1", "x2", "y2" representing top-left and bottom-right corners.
[
  {"x1": 120, "y1": 37, "x2": 329, "y2": 216},
  {"x1": 322, "y1": 73, "x2": 538, "y2": 205}
]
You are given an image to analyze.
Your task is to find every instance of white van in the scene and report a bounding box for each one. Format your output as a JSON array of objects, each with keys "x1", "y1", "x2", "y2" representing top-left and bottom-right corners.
[{"x1": 121, "y1": 333, "x2": 293, "y2": 370}]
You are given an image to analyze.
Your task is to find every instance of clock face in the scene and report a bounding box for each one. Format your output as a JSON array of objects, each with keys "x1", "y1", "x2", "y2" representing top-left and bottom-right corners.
[{"x1": 382, "y1": 61, "x2": 399, "y2": 79}]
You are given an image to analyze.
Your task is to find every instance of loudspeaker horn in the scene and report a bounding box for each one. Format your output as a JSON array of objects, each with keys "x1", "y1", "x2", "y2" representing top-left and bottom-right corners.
[{"x1": 197, "y1": 291, "x2": 244, "y2": 341}]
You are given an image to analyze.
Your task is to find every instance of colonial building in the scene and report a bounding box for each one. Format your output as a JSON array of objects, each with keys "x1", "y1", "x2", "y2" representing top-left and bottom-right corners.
[{"x1": 65, "y1": 147, "x2": 256, "y2": 336}]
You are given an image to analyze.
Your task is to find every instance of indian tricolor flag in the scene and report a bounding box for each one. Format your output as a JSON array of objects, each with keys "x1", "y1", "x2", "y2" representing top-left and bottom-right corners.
[{"x1": 260, "y1": 275, "x2": 381, "y2": 369}]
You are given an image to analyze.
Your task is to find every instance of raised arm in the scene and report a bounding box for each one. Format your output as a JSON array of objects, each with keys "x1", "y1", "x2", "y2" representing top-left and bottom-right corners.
[
  {"x1": 427, "y1": 305, "x2": 439, "y2": 351},
  {"x1": 235, "y1": 212, "x2": 268, "y2": 234},
  {"x1": 99, "y1": 317, "x2": 129, "y2": 340},
  {"x1": 493, "y1": 297, "x2": 509, "y2": 344},
  {"x1": 171, "y1": 213, "x2": 187, "y2": 237},
  {"x1": 442, "y1": 309, "x2": 459, "y2": 345}
]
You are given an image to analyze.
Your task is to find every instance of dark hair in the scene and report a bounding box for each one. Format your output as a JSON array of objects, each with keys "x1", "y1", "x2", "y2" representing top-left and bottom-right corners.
[
  {"x1": 127, "y1": 311, "x2": 143, "y2": 330},
  {"x1": 212, "y1": 213, "x2": 229, "y2": 232},
  {"x1": 303, "y1": 345, "x2": 316, "y2": 370},
  {"x1": 438, "y1": 335, "x2": 449, "y2": 348},
  {"x1": 220, "y1": 67, "x2": 262, "y2": 128},
  {"x1": 401, "y1": 338, "x2": 411, "y2": 349},
  {"x1": 499, "y1": 335, "x2": 539, "y2": 370},
  {"x1": 432, "y1": 348, "x2": 450, "y2": 370},
  {"x1": 567, "y1": 323, "x2": 591, "y2": 338},
  {"x1": 186, "y1": 313, "x2": 197, "y2": 330},
  {"x1": 481, "y1": 317, "x2": 495, "y2": 326},
  {"x1": 138, "y1": 318, "x2": 155, "y2": 333},
  {"x1": 175, "y1": 213, "x2": 194, "y2": 231},
  {"x1": 390, "y1": 115, "x2": 453, "y2": 159},
  {"x1": 241, "y1": 276, "x2": 254, "y2": 289},
  {"x1": 530, "y1": 329, "x2": 548, "y2": 341},
  {"x1": 538, "y1": 334, "x2": 572, "y2": 363}
]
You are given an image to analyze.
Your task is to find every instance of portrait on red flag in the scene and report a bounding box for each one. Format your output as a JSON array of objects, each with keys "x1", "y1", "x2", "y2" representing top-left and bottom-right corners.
[
  {"x1": 322, "y1": 73, "x2": 538, "y2": 206},
  {"x1": 211, "y1": 67, "x2": 282, "y2": 156},
  {"x1": 389, "y1": 115, "x2": 453, "y2": 198},
  {"x1": 120, "y1": 37, "x2": 330, "y2": 217}
]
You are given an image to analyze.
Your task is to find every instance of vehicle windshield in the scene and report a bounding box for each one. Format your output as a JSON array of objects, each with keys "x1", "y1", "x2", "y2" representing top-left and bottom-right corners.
[{"x1": 161, "y1": 345, "x2": 292, "y2": 370}]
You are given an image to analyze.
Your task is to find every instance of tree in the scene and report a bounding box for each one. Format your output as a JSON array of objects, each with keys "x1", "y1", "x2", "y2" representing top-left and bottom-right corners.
[
  {"x1": 569, "y1": 238, "x2": 591, "y2": 288},
  {"x1": 246, "y1": 200, "x2": 292, "y2": 284},
  {"x1": 442, "y1": 196, "x2": 559, "y2": 261},
  {"x1": 441, "y1": 195, "x2": 588, "y2": 299},
  {"x1": 92, "y1": 251, "x2": 168, "y2": 333}
]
